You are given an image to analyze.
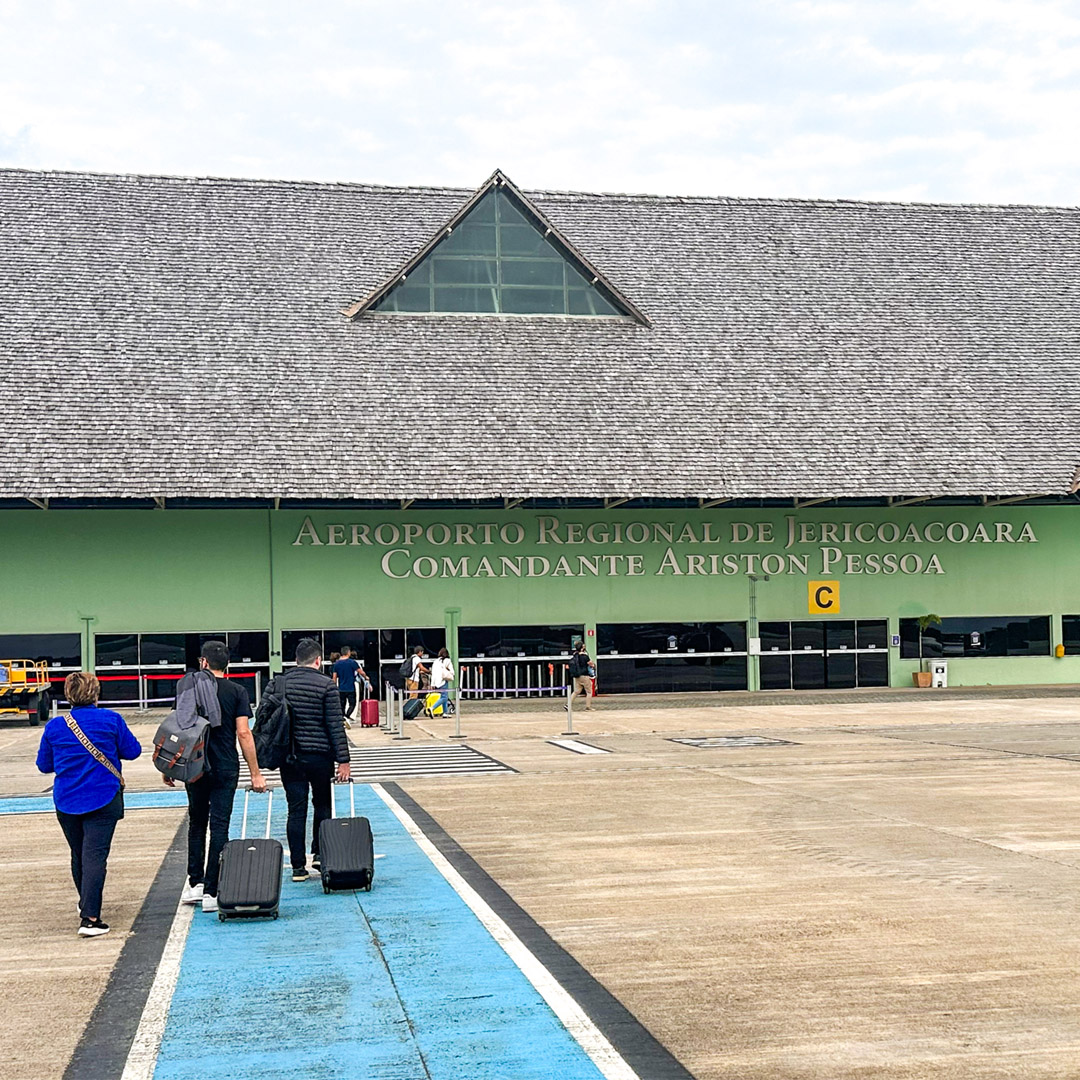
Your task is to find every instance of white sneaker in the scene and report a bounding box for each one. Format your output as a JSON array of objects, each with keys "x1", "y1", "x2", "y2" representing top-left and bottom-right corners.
[
  {"x1": 201, "y1": 894, "x2": 219, "y2": 913},
  {"x1": 180, "y1": 881, "x2": 204, "y2": 905}
]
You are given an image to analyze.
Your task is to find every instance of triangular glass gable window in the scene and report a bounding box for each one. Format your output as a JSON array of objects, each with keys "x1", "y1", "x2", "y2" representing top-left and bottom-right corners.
[{"x1": 374, "y1": 187, "x2": 626, "y2": 317}]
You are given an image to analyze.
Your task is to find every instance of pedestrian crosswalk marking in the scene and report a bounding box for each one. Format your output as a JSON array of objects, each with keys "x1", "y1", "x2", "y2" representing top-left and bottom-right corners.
[{"x1": 238, "y1": 744, "x2": 513, "y2": 784}]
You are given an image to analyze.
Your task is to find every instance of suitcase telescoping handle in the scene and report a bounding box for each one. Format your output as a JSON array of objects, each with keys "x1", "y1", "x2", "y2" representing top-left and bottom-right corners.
[
  {"x1": 240, "y1": 785, "x2": 274, "y2": 840},
  {"x1": 330, "y1": 777, "x2": 355, "y2": 820}
]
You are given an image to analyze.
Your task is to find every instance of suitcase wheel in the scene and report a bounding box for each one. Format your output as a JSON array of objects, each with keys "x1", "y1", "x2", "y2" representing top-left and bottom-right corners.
[
  {"x1": 323, "y1": 883, "x2": 330, "y2": 894},
  {"x1": 272, "y1": 912, "x2": 279, "y2": 920},
  {"x1": 218, "y1": 913, "x2": 226, "y2": 922}
]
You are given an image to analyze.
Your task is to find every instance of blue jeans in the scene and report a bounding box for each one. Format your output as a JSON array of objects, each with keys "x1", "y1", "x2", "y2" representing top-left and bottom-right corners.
[{"x1": 433, "y1": 686, "x2": 451, "y2": 714}]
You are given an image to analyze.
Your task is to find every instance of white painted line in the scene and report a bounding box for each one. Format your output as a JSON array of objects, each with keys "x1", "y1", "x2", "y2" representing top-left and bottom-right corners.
[
  {"x1": 372, "y1": 784, "x2": 641, "y2": 1080},
  {"x1": 119, "y1": 902, "x2": 194, "y2": 1080},
  {"x1": 548, "y1": 739, "x2": 611, "y2": 755}
]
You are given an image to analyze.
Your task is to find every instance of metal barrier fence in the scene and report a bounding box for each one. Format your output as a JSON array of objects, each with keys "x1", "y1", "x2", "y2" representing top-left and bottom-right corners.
[
  {"x1": 457, "y1": 658, "x2": 569, "y2": 699},
  {"x1": 84, "y1": 669, "x2": 267, "y2": 710}
]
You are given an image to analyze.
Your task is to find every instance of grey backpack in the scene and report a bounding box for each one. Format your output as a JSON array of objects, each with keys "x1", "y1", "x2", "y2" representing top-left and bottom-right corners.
[{"x1": 151, "y1": 670, "x2": 220, "y2": 782}]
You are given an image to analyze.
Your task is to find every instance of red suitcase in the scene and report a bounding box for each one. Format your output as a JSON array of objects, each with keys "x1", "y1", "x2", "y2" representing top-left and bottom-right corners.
[{"x1": 360, "y1": 698, "x2": 379, "y2": 727}]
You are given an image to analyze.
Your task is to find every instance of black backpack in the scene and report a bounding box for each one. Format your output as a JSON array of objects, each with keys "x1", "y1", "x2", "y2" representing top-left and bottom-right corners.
[
  {"x1": 253, "y1": 675, "x2": 294, "y2": 771},
  {"x1": 399, "y1": 657, "x2": 413, "y2": 678},
  {"x1": 569, "y1": 652, "x2": 588, "y2": 677}
]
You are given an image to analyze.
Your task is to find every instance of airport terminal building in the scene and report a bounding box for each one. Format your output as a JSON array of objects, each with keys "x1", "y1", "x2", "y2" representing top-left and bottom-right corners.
[{"x1": 1, "y1": 166, "x2": 1078, "y2": 705}]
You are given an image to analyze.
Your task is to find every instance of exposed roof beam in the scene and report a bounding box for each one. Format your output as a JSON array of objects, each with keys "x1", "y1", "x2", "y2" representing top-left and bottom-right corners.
[
  {"x1": 503, "y1": 498, "x2": 523, "y2": 510},
  {"x1": 888, "y1": 495, "x2": 942, "y2": 507},
  {"x1": 795, "y1": 498, "x2": 831, "y2": 509},
  {"x1": 698, "y1": 498, "x2": 731, "y2": 508},
  {"x1": 273, "y1": 497, "x2": 280, "y2": 510},
  {"x1": 983, "y1": 493, "x2": 1047, "y2": 506},
  {"x1": 1070, "y1": 466, "x2": 1080, "y2": 494},
  {"x1": 400, "y1": 499, "x2": 414, "y2": 510},
  {"x1": 153, "y1": 496, "x2": 166, "y2": 510},
  {"x1": 604, "y1": 498, "x2": 630, "y2": 509},
  {"x1": 27, "y1": 497, "x2": 48, "y2": 510}
]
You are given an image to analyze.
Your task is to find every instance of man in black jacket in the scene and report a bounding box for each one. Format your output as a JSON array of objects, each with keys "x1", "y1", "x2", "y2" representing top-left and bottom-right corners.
[{"x1": 279, "y1": 637, "x2": 351, "y2": 881}]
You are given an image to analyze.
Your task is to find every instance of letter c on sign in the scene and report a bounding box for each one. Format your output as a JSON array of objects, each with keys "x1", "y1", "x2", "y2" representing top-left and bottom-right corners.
[{"x1": 808, "y1": 580, "x2": 840, "y2": 615}]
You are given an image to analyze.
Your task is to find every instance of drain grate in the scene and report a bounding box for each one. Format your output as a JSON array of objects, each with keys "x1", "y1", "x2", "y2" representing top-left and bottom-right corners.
[{"x1": 669, "y1": 736, "x2": 795, "y2": 748}]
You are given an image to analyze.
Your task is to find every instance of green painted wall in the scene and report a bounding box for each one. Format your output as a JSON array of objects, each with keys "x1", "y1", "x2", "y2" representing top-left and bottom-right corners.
[{"x1": 3, "y1": 505, "x2": 1078, "y2": 688}]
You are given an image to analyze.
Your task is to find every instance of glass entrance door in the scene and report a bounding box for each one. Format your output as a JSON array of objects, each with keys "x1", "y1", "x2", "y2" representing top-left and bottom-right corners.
[{"x1": 758, "y1": 620, "x2": 888, "y2": 690}]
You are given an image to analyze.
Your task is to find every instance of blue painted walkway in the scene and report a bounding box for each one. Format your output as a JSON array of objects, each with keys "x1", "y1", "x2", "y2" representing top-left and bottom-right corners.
[
  {"x1": 151, "y1": 786, "x2": 610, "y2": 1080},
  {"x1": 0, "y1": 790, "x2": 190, "y2": 815}
]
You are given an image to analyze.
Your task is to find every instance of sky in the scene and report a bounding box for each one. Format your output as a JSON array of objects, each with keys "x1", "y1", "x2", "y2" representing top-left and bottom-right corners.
[{"x1": 2, "y1": 0, "x2": 1080, "y2": 204}]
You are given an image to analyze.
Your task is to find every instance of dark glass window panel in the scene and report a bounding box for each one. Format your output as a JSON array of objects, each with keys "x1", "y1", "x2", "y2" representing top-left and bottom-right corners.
[
  {"x1": 568, "y1": 289, "x2": 620, "y2": 316},
  {"x1": 934, "y1": 616, "x2": 1050, "y2": 658},
  {"x1": 759, "y1": 622, "x2": 790, "y2": 652},
  {"x1": 145, "y1": 675, "x2": 182, "y2": 705},
  {"x1": 407, "y1": 627, "x2": 446, "y2": 655},
  {"x1": 459, "y1": 625, "x2": 581, "y2": 658},
  {"x1": 499, "y1": 259, "x2": 564, "y2": 287},
  {"x1": 96, "y1": 675, "x2": 134, "y2": 702},
  {"x1": 0, "y1": 633, "x2": 80, "y2": 668},
  {"x1": 920, "y1": 625, "x2": 943, "y2": 657},
  {"x1": 434, "y1": 286, "x2": 497, "y2": 312},
  {"x1": 857, "y1": 620, "x2": 888, "y2": 650},
  {"x1": 139, "y1": 634, "x2": 185, "y2": 666},
  {"x1": 432, "y1": 258, "x2": 497, "y2": 286},
  {"x1": 227, "y1": 632, "x2": 270, "y2": 665},
  {"x1": 384, "y1": 286, "x2": 431, "y2": 313},
  {"x1": 379, "y1": 629, "x2": 406, "y2": 659},
  {"x1": 596, "y1": 655, "x2": 747, "y2": 694},
  {"x1": 824, "y1": 621, "x2": 855, "y2": 651},
  {"x1": 95, "y1": 634, "x2": 137, "y2": 667},
  {"x1": 282, "y1": 630, "x2": 323, "y2": 664},
  {"x1": 1064, "y1": 615, "x2": 1080, "y2": 654},
  {"x1": 857, "y1": 653, "x2": 889, "y2": 687},
  {"x1": 792, "y1": 653, "x2": 825, "y2": 690},
  {"x1": 192, "y1": 633, "x2": 228, "y2": 669},
  {"x1": 499, "y1": 225, "x2": 558, "y2": 258},
  {"x1": 791, "y1": 622, "x2": 824, "y2": 651},
  {"x1": 825, "y1": 652, "x2": 856, "y2": 689},
  {"x1": 496, "y1": 190, "x2": 530, "y2": 226},
  {"x1": 597, "y1": 622, "x2": 746, "y2": 656},
  {"x1": 403, "y1": 261, "x2": 432, "y2": 286},
  {"x1": 438, "y1": 223, "x2": 497, "y2": 257},
  {"x1": 499, "y1": 287, "x2": 565, "y2": 314},
  {"x1": 373, "y1": 185, "x2": 629, "y2": 318},
  {"x1": 759, "y1": 654, "x2": 791, "y2": 690},
  {"x1": 899, "y1": 618, "x2": 920, "y2": 658}
]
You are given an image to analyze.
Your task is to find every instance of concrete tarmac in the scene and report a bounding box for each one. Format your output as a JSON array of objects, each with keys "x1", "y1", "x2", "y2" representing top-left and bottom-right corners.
[{"x1": 3, "y1": 692, "x2": 1080, "y2": 1079}]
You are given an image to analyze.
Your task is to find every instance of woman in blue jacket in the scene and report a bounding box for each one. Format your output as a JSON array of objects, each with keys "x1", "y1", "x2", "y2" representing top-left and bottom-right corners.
[{"x1": 37, "y1": 671, "x2": 142, "y2": 937}]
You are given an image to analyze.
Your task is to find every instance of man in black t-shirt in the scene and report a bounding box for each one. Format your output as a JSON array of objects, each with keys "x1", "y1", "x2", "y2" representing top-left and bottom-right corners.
[{"x1": 164, "y1": 640, "x2": 266, "y2": 914}]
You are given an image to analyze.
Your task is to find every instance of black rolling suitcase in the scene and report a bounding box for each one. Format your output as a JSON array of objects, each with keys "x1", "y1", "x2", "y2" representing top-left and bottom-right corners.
[
  {"x1": 217, "y1": 787, "x2": 283, "y2": 920},
  {"x1": 319, "y1": 781, "x2": 374, "y2": 893}
]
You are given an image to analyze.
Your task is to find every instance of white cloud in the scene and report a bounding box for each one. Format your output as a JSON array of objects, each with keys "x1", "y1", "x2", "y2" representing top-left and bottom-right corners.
[{"x1": 2, "y1": 0, "x2": 1080, "y2": 205}]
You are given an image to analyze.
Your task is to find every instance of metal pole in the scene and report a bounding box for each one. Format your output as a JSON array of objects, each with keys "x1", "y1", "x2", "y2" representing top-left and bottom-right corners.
[
  {"x1": 562, "y1": 677, "x2": 576, "y2": 736},
  {"x1": 449, "y1": 684, "x2": 465, "y2": 739},
  {"x1": 393, "y1": 683, "x2": 410, "y2": 740}
]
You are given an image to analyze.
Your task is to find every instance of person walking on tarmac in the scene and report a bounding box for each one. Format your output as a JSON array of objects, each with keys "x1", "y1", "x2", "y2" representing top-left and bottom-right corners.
[
  {"x1": 279, "y1": 637, "x2": 351, "y2": 881},
  {"x1": 332, "y1": 645, "x2": 369, "y2": 728},
  {"x1": 166, "y1": 640, "x2": 267, "y2": 914},
  {"x1": 405, "y1": 645, "x2": 428, "y2": 699},
  {"x1": 566, "y1": 639, "x2": 595, "y2": 711}
]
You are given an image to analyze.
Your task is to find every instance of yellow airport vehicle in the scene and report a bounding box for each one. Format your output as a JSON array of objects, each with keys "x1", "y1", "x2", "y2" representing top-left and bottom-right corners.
[{"x1": 0, "y1": 660, "x2": 52, "y2": 726}]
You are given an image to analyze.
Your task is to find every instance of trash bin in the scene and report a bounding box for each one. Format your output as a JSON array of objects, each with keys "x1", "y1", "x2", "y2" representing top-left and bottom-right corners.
[{"x1": 929, "y1": 660, "x2": 948, "y2": 688}]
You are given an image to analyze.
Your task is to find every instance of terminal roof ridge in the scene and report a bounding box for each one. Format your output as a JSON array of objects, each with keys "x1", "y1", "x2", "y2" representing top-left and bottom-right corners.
[{"x1": 3, "y1": 164, "x2": 1080, "y2": 215}]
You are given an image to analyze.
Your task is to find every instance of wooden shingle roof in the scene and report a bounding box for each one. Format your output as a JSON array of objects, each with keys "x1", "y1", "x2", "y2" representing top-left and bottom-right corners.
[{"x1": 0, "y1": 167, "x2": 1077, "y2": 502}]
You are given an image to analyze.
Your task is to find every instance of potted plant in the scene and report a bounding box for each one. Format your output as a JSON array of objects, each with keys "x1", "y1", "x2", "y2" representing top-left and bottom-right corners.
[{"x1": 912, "y1": 614, "x2": 941, "y2": 687}]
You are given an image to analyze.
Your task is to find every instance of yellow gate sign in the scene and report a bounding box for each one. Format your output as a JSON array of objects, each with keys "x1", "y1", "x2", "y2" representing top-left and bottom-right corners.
[{"x1": 808, "y1": 580, "x2": 840, "y2": 614}]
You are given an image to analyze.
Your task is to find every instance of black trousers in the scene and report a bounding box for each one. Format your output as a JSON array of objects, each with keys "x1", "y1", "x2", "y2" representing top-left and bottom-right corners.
[
  {"x1": 185, "y1": 773, "x2": 238, "y2": 897},
  {"x1": 56, "y1": 789, "x2": 124, "y2": 920},
  {"x1": 279, "y1": 755, "x2": 334, "y2": 870},
  {"x1": 339, "y1": 690, "x2": 357, "y2": 719}
]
